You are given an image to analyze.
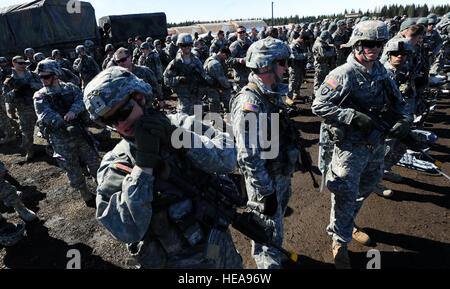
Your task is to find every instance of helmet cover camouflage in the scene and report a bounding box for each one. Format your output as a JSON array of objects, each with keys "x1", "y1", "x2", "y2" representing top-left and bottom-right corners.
[
  {"x1": 245, "y1": 37, "x2": 290, "y2": 69},
  {"x1": 36, "y1": 59, "x2": 63, "y2": 76},
  {"x1": 343, "y1": 20, "x2": 389, "y2": 48}
]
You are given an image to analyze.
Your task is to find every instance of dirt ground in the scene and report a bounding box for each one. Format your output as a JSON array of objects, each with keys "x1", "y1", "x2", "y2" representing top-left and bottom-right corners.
[{"x1": 0, "y1": 69, "x2": 449, "y2": 270}]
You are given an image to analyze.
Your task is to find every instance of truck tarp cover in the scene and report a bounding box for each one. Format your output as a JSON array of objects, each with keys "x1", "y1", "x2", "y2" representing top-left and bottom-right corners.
[
  {"x1": 0, "y1": 0, "x2": 98, "y2": 55},
  {"x1": 99, "y1": 13, "x2": 167, "y2": 44}
]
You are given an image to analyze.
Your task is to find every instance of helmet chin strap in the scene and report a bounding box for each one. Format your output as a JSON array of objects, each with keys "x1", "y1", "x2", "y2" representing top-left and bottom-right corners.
[{"x1": 355, "y1": 42, "x2": 377, "y2": 62}]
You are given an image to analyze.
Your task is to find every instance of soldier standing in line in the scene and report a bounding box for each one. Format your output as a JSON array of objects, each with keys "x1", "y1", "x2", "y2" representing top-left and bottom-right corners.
[
  {"x1": 3, "y1": 56, "x2": 42, "y2": 160},
  {"x1": 33, "y1": 59, "x2": 99, "y2": 206},
  {"x1": 226, "y1": 26, "x2": 253, "y2": 91},
  {"x1": 287, "y1": 31, "x2": 310, "y2": 105},
  {"x1": 312, "y1": 21, "x2": 410, "y2": 269},
  {"x1": 163, "y1": 33, "x2": 210, "y2": 115},
  {"x1": 0, "y1": 57, "x2": 18, "y2": 144},
  {"x1": 312, "y1": 31, "x2": 335, "y2": 96},
  {"x1": 73, "y1": 45, "x2": 100, "y2": 90}
]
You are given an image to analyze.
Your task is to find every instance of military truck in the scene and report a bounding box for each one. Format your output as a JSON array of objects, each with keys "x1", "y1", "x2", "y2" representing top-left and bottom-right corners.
[
  {"x1": 0, "y1": 0, "x2": 99, "y2": 62},
  {"x1": 98, "y1": 12, "x2": 168, "y2": 48}
]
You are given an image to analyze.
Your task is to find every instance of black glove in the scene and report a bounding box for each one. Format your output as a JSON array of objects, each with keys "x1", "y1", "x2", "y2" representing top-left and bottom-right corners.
[
  {"x1": 351, "y1": 111, "x2": 377, "y2": 136},
  {"x1": 261, "y1": 193, "x2": 278, "y2": 217},
  {"x1": 134, "y1": 113, "x2": 176, "y2": 168},
  {"x1": 388, "y1": 117, "x2": 411, "y2": 139}
]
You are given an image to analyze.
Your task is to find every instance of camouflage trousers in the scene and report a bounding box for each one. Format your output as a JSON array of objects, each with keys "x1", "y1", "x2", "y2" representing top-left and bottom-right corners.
[
  {"x1": 314, "y1": 64, "x2": 329, "y2": 93},
  {"x1": 326, "y1": 141, "x2": 385, "y2": 245},
  {"x1": 288, "y1": 65, "x2": 305, "y2": 97},
  {"x1": 176, "y1": 89, "x2": 206, "y2": 115},
  {"x1": 51, "y1": 135, "x2": 100, "y2": 190},
  {"x1": 384, "y1": 138, "x2": 407, "y2": 172},
  {"x1": 16, "y1": 104, "x2": 37, "y2": 153},
  {"x1": 429, "y1": 43, "x2": 449, "y2": 75},
  {"x1": 245, "y1": 174, "x2": 292, "y2": 269},
  {"x1": 205, "y1": 88, "x2": 231, "y2": 113},
  {"x1": 0, "y1": 99, "x2": 17, "y2": 138},
  {"x1": 0, "y1": 161, "x2": 21, "y2": 208}
]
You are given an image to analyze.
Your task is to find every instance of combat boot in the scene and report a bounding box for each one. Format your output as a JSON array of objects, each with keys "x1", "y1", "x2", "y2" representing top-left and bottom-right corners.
[
  {"x1": 332, "y1": 241, "x2": 351, "y2": 269},
  {"x1": 383, "y1": 170, "x2": 403, "y2": 183},
  {"x1": 12, "y1": 198, "x2": 37, "y2": 222},
  {"x1": 78, "y1": 185, "x2": 95, "y2": 207},
  {"x1": 352, "y1": 225, "x2": 371, "y2": 246},
  {"x1": 373, "y1": 183, "x2": 394, "y2": 198}
]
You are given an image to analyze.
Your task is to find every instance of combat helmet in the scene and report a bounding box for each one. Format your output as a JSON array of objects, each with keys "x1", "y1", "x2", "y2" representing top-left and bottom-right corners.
[
  {"x1": 0, "y1": 221, "x2": 25, "y2": 247},
  {"x1": 33, "y1": 52, "x2": 45, "y2": 62},
  {"x1": 83, "y1": 66, "x2": 152, "y2": 125},
  {"x1": 383, "y1": 38, "x2": 413, "y2": 55},
  {"x1": 84, "y1": 39, "x2": 95, "y2": 48},
  {"x1": 140, "y1": 42, "x2": 151, "y2": 51},
  {"x1": 36, "y1": 59, "x2": 63, "y2": 76},
  {"x1": 176, "y1": 33, "x2": 193, "y2": 46},
  {"x1": 416, "y1": 17, "x2": 429, "y2": 26},
  {"x1": 319, "y1": 31, "x2": 331, "y2": 41},
  {"x1": 75, "y1": 45, "x2": 86, "y2": 54},
  {"x1": 51, "y1": 49, "x2": 62, "y2": 58},
  {"x1": 24, "y1": 48, "x2": 35, "y2": 55},
  {"x1": 105, "y1": 44, "x2": 115, "y2": 53},
  {"x1": 343, "y1": 20, "x2": 389, "y2": 48},
  {"x1": 246, "y1": 37, "x2": 290, "y2": 69}
]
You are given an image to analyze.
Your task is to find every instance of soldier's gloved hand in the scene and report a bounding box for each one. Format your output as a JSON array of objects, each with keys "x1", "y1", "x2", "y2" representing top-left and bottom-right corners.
[
  {"x1": 388, "y1": 117, "x2": 411, "y2": 139},
  {"x1": 138, "y1": 113, "x2": 177, "y2": 145},
  {"x1": 351, "y1": 111, "x2": 377, "y2": 136},
  {"x1": 261, "y1": 193, "x2": 278, "y2": 217},
  {"x1": 134, "y1": 115, "x2": 162, "y2": 168}
]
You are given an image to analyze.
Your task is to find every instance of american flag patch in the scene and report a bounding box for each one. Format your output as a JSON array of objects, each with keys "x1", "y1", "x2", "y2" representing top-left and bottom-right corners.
[
  {"x1": 326, "y1": 78, "x2": 341, "y2": 89},
  {"x1": 115, "y1": 163, "x2": 132, "y2": 174},
  {"x1": 243, "y1": 102, "x2": 259, "y2": 112}
]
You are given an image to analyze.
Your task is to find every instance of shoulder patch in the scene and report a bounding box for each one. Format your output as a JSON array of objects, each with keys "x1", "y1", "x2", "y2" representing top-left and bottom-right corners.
[
  {"x1": 326, "y1": 78, "x2": 341, "y2": 89},
  {"x1": 114, "y1": 163, "x2": 132, "y2": 174},
  {"x1": 243, "y1": 102, "x2": 260, "y2": 113}
]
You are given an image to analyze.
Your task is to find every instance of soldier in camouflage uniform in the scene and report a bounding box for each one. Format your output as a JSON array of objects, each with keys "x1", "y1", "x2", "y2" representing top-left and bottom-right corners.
[
  {"x1": 371, "y1": 39, "x2": 415, "y2": 198},
  {"x1": 115, "y1": 47, "x2": 162, "y2": 105},
  {"x1": 83, "y1": 66, "x2": 242, "y2": 269},
  {"x1": 425, "y1": 15, "x2": 443, "y2": 75},
  {"x1": 51, "y1": 50, "x2": 73, "y2": 72},
  {"x1": 132, "y1": 36, "x2": 144, "y2": 65},
  {"x1": 332, "y1": 20, "x2": 350, "y2": 66},
  {"x1": 312, "y1": 21, "x2": 410, "y2": 269},
  {"x1": 163, "y1": 34, "x2": 210, "y2": 115},
  {"x1": 33, "y1": 59, "x2": 99, "y2": 206},
  {"x1": 288, "y1": 31, "x2": 309, "y2": 104},
  {"x1": 102, "y1": 44, "x2": 115, "y2": 71},
  {"x1": 226, "y1": 26, "x2": 253, "y2": 91},
  {"x1": 73, "y1": 45, "x2": 100, "y2": 89},
  {"x1": 203, "y1": 46, "x2": 232, "y2": 113},
  {"x1": 138, "y1": 42, "x2": 163, "y2": 83},
  {"x1": 3, "y1": 56, "x2": 43, "y2": 160},
  {"x1": 230, "y1": 37, "x2": 297, "y2": 269},
  {"x1": 209, "y1": 30, "x2": 227, "y2": 56},
  {"x1": 164, "y1": 35, "x2": 179, "y2": 62},
  {"x1": 0, "y1": 160, "x2": 37, "y2": 247},
  {"x1": 312, "y1": 31, "x2": 335, "y2": 95},
  {"x1": 0, "y1": 57, "x2": 18, "y2": 144}
]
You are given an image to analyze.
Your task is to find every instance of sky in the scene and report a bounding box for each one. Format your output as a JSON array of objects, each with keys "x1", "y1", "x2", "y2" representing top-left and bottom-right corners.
[{"x1": 0, "y1": 0, "x2": 449, "y2": 24}]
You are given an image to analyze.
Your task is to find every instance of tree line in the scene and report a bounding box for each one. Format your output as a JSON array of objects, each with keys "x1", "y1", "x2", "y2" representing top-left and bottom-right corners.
[{"x1": 167, "y1": 4, "x2": 450, "y2": 28}]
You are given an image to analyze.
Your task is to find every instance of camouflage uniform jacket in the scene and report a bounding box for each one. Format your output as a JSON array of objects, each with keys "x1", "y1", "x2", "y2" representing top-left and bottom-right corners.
[
  {"x1": 3, "y1": 69, "x2": 42, "y2": 106},
  {"x1": 289, "y1": 41, "x2": 308, "y2": 66},
  {"x1": 203, "y1": 54, "x2": 231, "y2": 89},
  {"x1": 230, "y1": 73, "x2": 297, "y2": 198},
  {"x1": 33, "y1": 81, "x2": 85, "y2": 140},
  {"x1": 72, "y1": 55, "x2": 100, "y2": 83},
  {"x1": 138, "y1": 51, "x2": 163, "y2": 80},
  {"x1": 96, "y1": 113, "x2": 239, "y2": 268},
  {"x1": 312, "y1": 54, "x2": 408, "y2": 144}
]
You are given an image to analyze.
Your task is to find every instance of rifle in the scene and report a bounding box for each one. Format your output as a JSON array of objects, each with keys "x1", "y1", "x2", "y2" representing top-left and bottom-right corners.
[
  {"x1": 278, "y1": 104, "x2": 319, "y2": 189},
  {"x1": 162, "y1": 168, "x2": 300, "y2": 264},
  {"x1": 348, "y1": 102, "x2": 448, "y2": 179}
]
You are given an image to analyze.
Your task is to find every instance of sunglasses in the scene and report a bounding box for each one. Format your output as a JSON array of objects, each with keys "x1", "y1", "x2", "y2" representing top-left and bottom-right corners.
[
  {"x1": 116, "y1": 57, "x2": 129, "y2": 64},
  {"x1": 102, "y1": 99, "x2": 135, "y2": 126},
  {"x1": 237, "y1": 30, "x2": 246, "y2": 34},
  {"x1": 14, "y1": 61, "x2": 27, "y2": 65},
  {"x1": 391, "y1": 51, "x2": 410, "y2": 57},
  {"x1": 180, "y1": 44, "x2": 192, "y2": 48},
  {"x1": 39, "y1": 74, "x2": 54, "y2": 80},
  {"x1": 361, "y1": 41, "x2": 384, "y2": 48},
  {"x1": 276, "y1": 59, "x2": 288, "y2": 67}
]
